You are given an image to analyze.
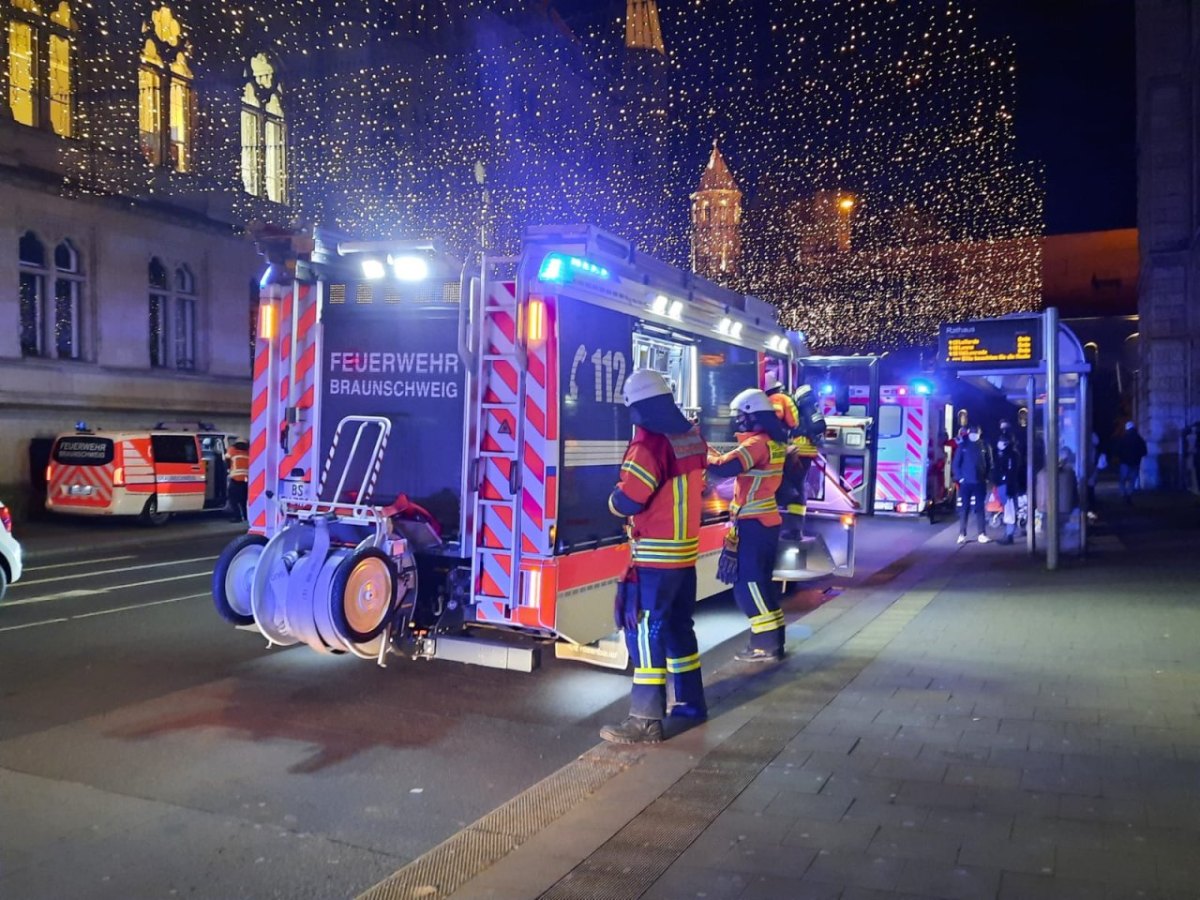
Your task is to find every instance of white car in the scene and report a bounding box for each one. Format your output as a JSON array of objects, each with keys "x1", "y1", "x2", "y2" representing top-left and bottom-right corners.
[{"x1": 0, "y1": 501, "x2": 22, "y2": 600}]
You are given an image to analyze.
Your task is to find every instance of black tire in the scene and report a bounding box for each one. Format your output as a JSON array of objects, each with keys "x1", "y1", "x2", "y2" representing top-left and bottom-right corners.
[
  {"x1": 0, "y1": 564, "x2": 8, "y2": 602},
  {"x1": 140, "y1": 495, "x2": 170, "y2": 527},
  {"x1": 212, "y1": 533, "x2": 268, "y2": 626},
  {"x1": 330, "y1": 547, "x2": 398, "y2": 644}
]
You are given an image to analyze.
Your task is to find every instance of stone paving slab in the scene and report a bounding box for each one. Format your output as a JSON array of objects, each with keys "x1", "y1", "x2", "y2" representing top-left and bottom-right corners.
[{"x1": 411, "y1": 494, "x2": 1200, "y2": 899}]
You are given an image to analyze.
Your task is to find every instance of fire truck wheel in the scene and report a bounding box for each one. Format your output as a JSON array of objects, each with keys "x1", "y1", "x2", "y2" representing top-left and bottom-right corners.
[
  {"x1": 331, "y1": 548, "x2": 398, "y2": 644},
  {"x1": 212, "y1": 533, "x2": 268, "y2": 626},
  {"x1": 140, "y1": 496, "x2": 170, "y2": 527}
]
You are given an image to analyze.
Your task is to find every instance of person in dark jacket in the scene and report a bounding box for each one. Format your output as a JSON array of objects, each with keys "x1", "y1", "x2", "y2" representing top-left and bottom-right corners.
[
  {"x1": 1114, "y1": 421, "x2": 1147, "y2": 504},
  {"x1": 952, "y1": 425, "x2": 992, "y2": 543},
  {"x1": 991, "y1": 432, "x2": 1024, "y2": 544}
]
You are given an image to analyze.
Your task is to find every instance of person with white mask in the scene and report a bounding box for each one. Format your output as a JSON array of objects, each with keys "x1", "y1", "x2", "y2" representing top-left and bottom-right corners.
[{"x1": 951, "y1": 424, "x2": 993, "y2": 544}]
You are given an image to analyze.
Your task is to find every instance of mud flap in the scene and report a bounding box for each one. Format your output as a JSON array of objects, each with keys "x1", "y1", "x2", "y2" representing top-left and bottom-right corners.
[
  {"x1": 773, "y1": 513, "x2": 855, "y2": 582},
  {"x1": 554, "y1": 632, "x2": 631, "y2": 670}
]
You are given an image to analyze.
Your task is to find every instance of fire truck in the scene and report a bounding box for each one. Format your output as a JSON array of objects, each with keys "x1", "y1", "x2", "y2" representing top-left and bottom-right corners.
[{"x1": 211, "y1": 225, "x2": 855, "y2": 671}]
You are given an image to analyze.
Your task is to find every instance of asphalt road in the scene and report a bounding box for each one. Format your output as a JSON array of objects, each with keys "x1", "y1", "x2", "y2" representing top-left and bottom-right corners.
[{"x1": 0, "y1": 515, "x2": 943, "y2": 900}]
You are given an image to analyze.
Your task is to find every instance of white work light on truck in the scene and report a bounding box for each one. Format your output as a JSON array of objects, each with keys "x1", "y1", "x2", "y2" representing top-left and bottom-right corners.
[
  {"x1": 389, "y1": 254, "x2": 429, "y2": 281},
  {"x1": 361, "y1": 258, "x2": 386, "y2": 280}
]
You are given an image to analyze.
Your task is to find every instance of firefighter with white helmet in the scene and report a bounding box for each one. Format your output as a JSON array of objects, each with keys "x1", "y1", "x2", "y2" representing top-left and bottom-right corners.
[
  {"x1": 707, "y1": 388, "x2": 789, "y2": 662},
  {"x1": 600, "y1": 368, "x2": 709, "y2": 744}
]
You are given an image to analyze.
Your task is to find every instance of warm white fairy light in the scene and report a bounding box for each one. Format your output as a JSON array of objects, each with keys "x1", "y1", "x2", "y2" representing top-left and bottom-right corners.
[{"x1": 55, "y1": 0, "x2": 1040, "y2": 350}]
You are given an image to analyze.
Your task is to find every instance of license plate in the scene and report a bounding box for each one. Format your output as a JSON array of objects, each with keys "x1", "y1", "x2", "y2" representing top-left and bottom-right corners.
[{"x1": 68, "y1": 484, "x2": 93, "y2": 496}]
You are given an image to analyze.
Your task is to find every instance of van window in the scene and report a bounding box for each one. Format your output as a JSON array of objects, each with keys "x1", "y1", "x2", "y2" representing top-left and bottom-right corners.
[
  {"x1": 53, "y1": 436, "x2": 114, "y2": 465},
  {"x1": 151, "y1": 434, "x2": 199, "y2": 464},
  {"x1": 878, "y1": 404, "x2": 903, "y2": 440}
]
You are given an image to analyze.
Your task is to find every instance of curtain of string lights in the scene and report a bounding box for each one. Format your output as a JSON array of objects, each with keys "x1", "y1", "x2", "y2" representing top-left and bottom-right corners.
[{"x1": 56, "y1": 0, "x2": 1041, "y2": 351}]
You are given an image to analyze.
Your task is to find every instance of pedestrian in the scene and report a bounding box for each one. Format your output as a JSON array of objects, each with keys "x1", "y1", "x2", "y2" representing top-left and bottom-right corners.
[
  {"x1": 952, "y1": 424, "x2": 992, "y2": 544},
  {"x1": 600, "y1": 370, "x2": 708, "y2": 745},
  {"x1": 991, "y1": 429, "x2": 1024, "y2": 544},
  {"x1": 707, "y1": 388, "x2": 789, "y2": 662},
  {"x1": 225, "y1": 438, "x2": 250, "y2": 522},
  {"x1": 1114, "y1": 420, "x2": 1147, "y2": 505}
]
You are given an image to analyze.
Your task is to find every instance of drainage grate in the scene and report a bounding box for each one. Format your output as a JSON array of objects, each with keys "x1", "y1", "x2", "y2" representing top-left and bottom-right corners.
[{"x1": 357, "y1": 750, "x2": 634, "y2": 900}]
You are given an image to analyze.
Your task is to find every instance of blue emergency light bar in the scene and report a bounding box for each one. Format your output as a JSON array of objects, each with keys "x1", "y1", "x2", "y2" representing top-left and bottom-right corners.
[
  {"x1": 910, "y1": 377, "x2": 935, "y2": 396},
  {"x1": 538, "y1": 252, "x2": 611, "y2": 284}
]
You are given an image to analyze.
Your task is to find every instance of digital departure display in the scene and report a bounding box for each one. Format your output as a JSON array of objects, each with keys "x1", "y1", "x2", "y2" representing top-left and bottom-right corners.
[{"x1": 939, "y1": 317, "x2": 1042, "y2": 369}]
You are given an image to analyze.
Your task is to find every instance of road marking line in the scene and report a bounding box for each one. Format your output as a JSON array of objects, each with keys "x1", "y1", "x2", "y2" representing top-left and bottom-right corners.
[
  {"x1": 0, "y1": 593, "x2": 210, "y2": 632},
  {"x1": 18, "y1": 555, "x2": 218, "y2": 588},
  {"x1": 24, "y1": 554, "x2": 137, "y2": 573},
  {"x1": 6, "y1": 572, "x2": 211, "y2": 607},
  {"x1": 0, "y1": 618, "x2": 70, "y2": 633},
  {"x1": 73, "y1": 594, "x2": 207, "y2": 618}
]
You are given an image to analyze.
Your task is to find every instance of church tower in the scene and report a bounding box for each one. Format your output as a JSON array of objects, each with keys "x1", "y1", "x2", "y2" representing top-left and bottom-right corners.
[
  {"x1": 690, "y1": 141, "x2": 743, "y2": 280},
  {"x1": 625, "y1": 0, "x2": 665, "y2": 56}
]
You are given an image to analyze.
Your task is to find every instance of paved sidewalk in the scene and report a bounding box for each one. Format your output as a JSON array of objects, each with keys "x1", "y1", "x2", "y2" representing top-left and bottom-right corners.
[
  {"x1": 16, "y1": 513, "x2": 244, "y2": 564},
  {"x1": 361, "y1": 491, "x2": 1200, "y2": 900}
]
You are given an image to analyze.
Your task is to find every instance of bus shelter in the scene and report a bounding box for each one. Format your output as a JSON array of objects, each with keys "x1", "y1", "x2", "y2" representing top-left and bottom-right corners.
[{"x1": 939, "y1": 309, "x2": 1092, "y2": 570}]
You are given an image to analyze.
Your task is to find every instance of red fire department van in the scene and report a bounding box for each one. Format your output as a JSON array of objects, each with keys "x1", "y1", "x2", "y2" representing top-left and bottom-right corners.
[
  {"x1": 46, "y1": 428, "x2": 214, "y2": 524},
  {"x1": 211, "y1": 224, "x2": 856, "y2": 671}
]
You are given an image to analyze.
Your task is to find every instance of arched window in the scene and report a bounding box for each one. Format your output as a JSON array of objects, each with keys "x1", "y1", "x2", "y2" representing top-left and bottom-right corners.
[
  {"x1": 19, "y1": 231, "x2": 84, "y2": 358},
  {"x1": 240, "y1": 53, "x2": 287, "y2": 203},
  {"x1": 7, "y1": 0, "x2": 75, "y2": 136},
  {"x1": 19, "y1": 231, "x2": 46, "y2": 356},
  {"x1": 148, "y1": 257, "x2": 198, "y2": 370},
  {"x1": 53, "y1": 239, "x2": 82, "y2": 359},
  {"x1": 139, "y1": 6, "x2": 191, "y2": 172}
]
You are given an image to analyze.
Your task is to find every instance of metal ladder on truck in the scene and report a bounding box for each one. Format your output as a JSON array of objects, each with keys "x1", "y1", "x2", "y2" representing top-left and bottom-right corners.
[{"x1": 467, "y1": 255, "x2": 528, "y2": 622}]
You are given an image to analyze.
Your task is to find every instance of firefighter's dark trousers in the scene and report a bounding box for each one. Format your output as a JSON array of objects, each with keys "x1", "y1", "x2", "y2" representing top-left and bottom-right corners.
[
  {"x1": 227, "y1": 479, "x2": 248, "y2": 521},
  {"x1": 624, "y1": 566, "x2": 705, "y2": 721},
  {"x1": 733, "y1": 519, "x2": 785, "y2": 653}
]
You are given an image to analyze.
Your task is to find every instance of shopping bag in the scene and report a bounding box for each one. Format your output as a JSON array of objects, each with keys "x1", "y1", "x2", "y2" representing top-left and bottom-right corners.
[
  {"x1": 1002, "y1": 497, "x2": 1017, "y2": 526},
  {"x1": 985, "y1": 487, "x2": 1003, "y2": 514}
]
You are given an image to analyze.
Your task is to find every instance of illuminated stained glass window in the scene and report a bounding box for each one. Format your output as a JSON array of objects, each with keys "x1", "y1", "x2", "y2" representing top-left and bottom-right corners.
[
  {"x1": 241, "y1": 53, "x2": 287, "y2": 204},
  {"x1": 139, "y1": 6, "x2": 191, "y2": 172},
  {"x1": 7, "y1": 0, "x2": 73, "y2": 135}
]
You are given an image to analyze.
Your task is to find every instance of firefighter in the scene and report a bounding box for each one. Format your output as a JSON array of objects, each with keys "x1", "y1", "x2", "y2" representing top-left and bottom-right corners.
[
  {"x1": 225, "y1": 438, "x2": 250, "y2": 523},
  {"x1": 601, "y1": 369, "x2": 709, "y2": 745},
  {"x1": 708, "y1": 388, "x2": 789, "y2": 662},
  {"x1": 782, "y1": 384, "x2": 825, "y2": 538}
]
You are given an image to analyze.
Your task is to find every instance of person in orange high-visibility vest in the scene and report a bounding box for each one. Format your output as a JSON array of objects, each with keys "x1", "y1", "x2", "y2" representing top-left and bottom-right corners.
[
  {"x1": 707, "y1": 388, "x2": 789, "y2": 662},
  {"x1": 225, "y1": 439, "x2": 250, "y2": 523},
  {"x1": 600, "y1": 369, "x2": 709, "y2": 745}
]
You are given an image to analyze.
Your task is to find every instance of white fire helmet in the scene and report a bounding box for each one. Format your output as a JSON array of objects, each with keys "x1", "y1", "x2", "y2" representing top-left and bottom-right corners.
[
  {"x1": 729, "y1": 388, "x2": 774, "y2": 416},
  {"x1": 622, "y1": 369, "x2": 674, "y2": 407}
]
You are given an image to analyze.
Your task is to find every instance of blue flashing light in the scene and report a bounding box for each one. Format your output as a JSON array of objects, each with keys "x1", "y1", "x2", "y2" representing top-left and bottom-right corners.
[
  {"x1": 819, "y1": 383, "x2": 835, "y2": 396},
  {"x1": 910, "y1": 377, "x2": 935, "y2": 396},
  {"x1": 538, "y1": 252, "x2": 610, "y2": 284}
]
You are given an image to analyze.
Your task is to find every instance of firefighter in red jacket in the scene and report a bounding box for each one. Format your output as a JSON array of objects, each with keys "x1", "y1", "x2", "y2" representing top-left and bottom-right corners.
[
  {"x1": 708, "y1": 388, "x2": 789, "y2": 662},
  {"x1": 767, "y1": 381, "x2": 823, "y2": 539},
  {"x1": 225, "y1": 438, "x2": 250, "y2": 523},
  {"x1": 601, "y1": 369, "x2": 709, "y2": 745}
]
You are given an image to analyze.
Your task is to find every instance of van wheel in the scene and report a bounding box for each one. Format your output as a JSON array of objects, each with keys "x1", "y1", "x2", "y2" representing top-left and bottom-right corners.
[
  {"x1": 141, "y1": 496, "x2": 170, "y2": 527},
  {"x1": 331, "y1": 548, "x2": 398, "y2": 644},
  {"x1": 213, "y1": 533, "x2": 267, "y2": 626},
  {"x1": 0, "y1": 566, "x2": 8, "y2": 602}
]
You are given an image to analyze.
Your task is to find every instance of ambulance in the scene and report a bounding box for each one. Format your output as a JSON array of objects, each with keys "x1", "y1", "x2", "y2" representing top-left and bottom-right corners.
[
  {"x1": 211, "y1": 224, "x2": 856, "y2": 671},
  {"x1": 872, "y1": 383, "x2": 953, "y2": 517},
  {"x1": 46, "y1": 427, "x2": 214, "y2": 524}
]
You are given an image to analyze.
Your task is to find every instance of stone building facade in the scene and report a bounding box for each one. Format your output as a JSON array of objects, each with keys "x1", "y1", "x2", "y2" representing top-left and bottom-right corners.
[
  {"x1": 1136, "y1": 0, "x2": 1200, "y2": 487},
  {"x1": 0, "y1": 0, "x2": 275, "y2": 518}
]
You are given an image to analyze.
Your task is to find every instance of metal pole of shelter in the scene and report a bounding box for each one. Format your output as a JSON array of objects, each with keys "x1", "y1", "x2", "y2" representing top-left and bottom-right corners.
[
  {"x1": 1026, "y1": 373, "x2": 1036, "y2": 556},
  {"x1": 1078, "y1": 366, "x2": 1090, "y2": 555},
  {"x1": 865, "y1": 357, "x2": 881, "y2": 516},
  {"x1": 1044, "y1": 307, "x2": 1059, "y2": 571}
]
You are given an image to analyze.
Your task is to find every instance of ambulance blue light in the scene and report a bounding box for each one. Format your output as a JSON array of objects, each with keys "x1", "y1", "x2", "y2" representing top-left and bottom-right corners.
[
  {"x1": 538, "y1": 253, "x2": 610, "y2": 283},
  {"x1": 820, "y1": 383, "x2": 835, "y2": 396},
  {"x1": 911, "y1": 378, "x2": 934, "y2": 396}
]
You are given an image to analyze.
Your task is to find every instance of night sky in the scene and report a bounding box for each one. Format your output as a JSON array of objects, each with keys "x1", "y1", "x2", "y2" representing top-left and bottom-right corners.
[{"x1": 552, "y1": 0, "x2": 1136, "y2": 236}]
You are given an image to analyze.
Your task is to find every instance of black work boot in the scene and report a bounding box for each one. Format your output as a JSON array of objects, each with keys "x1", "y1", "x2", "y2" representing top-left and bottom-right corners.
[
  {"x1": 599, "y1": 716, "x2": 663, "y2": 744},
  {"x1": 735, "y1": 645, "x2": 784, "y2": 663}
]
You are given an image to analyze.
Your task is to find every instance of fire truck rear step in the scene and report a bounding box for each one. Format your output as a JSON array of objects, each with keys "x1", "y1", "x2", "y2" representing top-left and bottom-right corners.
[{"x1": 419, "y1": 634, "x2": 540, "y2": 672}]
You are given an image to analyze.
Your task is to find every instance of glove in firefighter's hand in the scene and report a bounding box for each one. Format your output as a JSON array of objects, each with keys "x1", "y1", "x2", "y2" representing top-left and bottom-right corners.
[{"x1": 613, "y1": 569, "x2": 640, "y2": 632}]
